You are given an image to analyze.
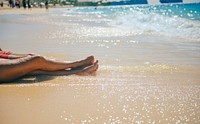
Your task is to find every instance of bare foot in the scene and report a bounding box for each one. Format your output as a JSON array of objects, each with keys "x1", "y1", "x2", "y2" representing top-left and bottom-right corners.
[
  {"x1": 84, "y1": 55, "x2": 95, "y2": 66},
  {"x1": 77, "y1": 60, "x2": 99, "y2": 76},
  {"x1": 73, "y1": 56, "x2": 94, "y2": 70}
]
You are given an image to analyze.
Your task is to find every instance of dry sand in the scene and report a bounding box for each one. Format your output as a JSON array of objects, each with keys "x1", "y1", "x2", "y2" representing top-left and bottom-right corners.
[{"x1": 0, "y1": 7, "x2": 50, "y2": 15}]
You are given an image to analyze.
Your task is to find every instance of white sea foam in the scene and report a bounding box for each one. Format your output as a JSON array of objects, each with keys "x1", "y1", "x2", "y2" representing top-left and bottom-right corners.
[{"x1": 110, "y1": 10, "x2": 200, "y2": 41}]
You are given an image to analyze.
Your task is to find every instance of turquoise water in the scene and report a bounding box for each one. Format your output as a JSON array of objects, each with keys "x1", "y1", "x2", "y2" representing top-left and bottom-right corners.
[{"x1": 75, "y1": 3, "x2": 200, "y2": 20}]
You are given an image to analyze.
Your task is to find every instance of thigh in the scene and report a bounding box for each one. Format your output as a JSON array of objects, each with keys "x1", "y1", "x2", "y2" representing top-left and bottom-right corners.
[{"x1": 0, "y1": 56, "x2": 41, "y2": 82}]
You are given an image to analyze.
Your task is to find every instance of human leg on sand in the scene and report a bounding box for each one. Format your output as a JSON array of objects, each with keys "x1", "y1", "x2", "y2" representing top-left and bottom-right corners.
[
  {"x1": 28, "y1": 60, "x2": 99, "y2": 76},
  {"x1": 0, "y1": 55, "x2": 96, "y2": 82}
]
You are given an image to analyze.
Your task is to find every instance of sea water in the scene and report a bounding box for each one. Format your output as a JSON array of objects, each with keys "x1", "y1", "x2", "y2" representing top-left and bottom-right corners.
[{"x1": 0, "y1": 3, "x2": 200, "y2": 124}]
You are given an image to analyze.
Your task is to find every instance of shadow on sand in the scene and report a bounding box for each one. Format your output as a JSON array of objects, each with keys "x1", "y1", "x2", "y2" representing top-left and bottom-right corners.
[{"x1": 1, "y1": 75, "x2": 56, "y2": 84}]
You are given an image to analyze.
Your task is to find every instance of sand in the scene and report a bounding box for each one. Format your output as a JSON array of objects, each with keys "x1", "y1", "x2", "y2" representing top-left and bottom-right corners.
[
  {"x1": 0, "y1": 7, "x2": 200, "y2": 124},
  {"x1": 0, "y1": 7, "x2": 52, "y2": 15}
]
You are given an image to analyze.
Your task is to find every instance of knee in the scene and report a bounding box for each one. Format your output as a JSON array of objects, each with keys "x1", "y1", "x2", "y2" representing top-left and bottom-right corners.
[
  {"x1": 30, "y1": 55, "x2": 46, "y2": 65},
  {"x1": 32, "y1": 55, "x2": 45, "y2": 61}
]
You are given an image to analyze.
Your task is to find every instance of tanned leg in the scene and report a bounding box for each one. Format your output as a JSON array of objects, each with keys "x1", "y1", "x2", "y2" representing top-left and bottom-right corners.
[
  {"x1": 28, "y1": 61, "x2": 99, "y2": 76},
  {"x1": 0, "y1": 55, "x2": 95, "y2": 82}
]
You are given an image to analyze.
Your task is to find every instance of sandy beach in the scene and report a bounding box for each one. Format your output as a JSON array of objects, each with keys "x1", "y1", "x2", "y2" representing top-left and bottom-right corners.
[
  {"x1": 0, "y1": 4, "x2": 200, "y2": 124},
  {"x1": 0, "y1": 8, "x2": 49, "y2": 14}
]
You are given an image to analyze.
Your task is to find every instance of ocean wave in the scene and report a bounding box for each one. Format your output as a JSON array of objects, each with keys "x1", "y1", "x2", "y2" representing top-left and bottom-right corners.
[
  {"x1": 110, "y1": 10, "x2": 200, "y2": 41},
  {"x1": 74, "y1": 3, "x2": 200, "y2": 41}
]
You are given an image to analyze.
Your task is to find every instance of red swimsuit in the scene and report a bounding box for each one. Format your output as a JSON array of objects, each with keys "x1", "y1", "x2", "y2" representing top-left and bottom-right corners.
[{"x1": 0, "y1": 51, "x2": 11, "y2": 59}]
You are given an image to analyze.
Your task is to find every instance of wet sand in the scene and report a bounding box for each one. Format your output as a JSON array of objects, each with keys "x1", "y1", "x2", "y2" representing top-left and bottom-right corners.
[{"x1": 0, "y1": 70, "x2": 200, "y2": 124}]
